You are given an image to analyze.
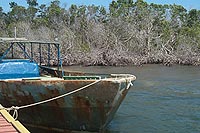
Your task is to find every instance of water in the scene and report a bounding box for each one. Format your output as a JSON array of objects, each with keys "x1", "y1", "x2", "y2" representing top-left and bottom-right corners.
[{"x1": 64, "y1": 64, "x2": 200, "y2": 133}]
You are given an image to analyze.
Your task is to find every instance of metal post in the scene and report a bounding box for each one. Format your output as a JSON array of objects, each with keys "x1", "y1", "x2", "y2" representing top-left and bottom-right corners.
[
  {"x1": 16, "y1": 43, "x2": 32, "y2": 61},
  {"x1": 57, "y1": 44, "x2": 60, "y2": 72},
  {"x1": 11, "y1": 43, "x2": 14, "y2": 59},
  {"x1": 23, "y1": 44, "x2": 26, "y2": 59},
  {"x1": 48, "y1": 43, "x2": 50, "y2": 66},
  {"x1": 39, "y1": 43, "x2": 42, "y2": 66},
  {"x1": 55, "y1": 43, "x2": 64, "y2": 78},
  {"x1": 14, "y1": 27, "x2": 16, "y2": 39},
  {"x1": 0, "y1": 43, "x2": 14, "y2": 60},
  {"x1": 31, "y1": 43, "x2": 33, "y2": 62}
]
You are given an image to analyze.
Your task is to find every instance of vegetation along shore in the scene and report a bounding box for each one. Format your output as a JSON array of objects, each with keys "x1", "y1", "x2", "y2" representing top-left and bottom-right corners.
[{"x1": 0, "y1": 0, "x2": 200, "y2": 66}]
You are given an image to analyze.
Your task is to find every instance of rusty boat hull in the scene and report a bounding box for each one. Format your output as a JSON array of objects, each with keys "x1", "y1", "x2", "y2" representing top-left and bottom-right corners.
[
  {"x1": 0, "y1": 74, "x2": 136, "y2": 132},
  {"x1": 0, "y1": 39, "x2": 136, "y2": 132}
]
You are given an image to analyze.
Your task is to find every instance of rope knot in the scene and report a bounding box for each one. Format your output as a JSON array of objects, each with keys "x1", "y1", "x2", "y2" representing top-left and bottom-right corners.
[
  {"x1": 129, "y1": 80, "x2": 133, "y2": 87},
  {"x1": 7, "y1": 106, "x2": 19, "y2": 120},
  {"x1": 126, "y1": 80, "x2": 133, "y2": 89}
]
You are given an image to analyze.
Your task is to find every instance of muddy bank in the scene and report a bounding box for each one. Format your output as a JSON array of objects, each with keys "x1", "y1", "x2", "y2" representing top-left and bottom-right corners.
[{"x1": 61, "y1": 52, "x2": 200, "y2": 66}]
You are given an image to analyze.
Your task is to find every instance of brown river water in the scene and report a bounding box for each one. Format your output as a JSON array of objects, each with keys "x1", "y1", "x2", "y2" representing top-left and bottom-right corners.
[{"x1": 63, "y1": 64, "x2": 200, "y2": 133}]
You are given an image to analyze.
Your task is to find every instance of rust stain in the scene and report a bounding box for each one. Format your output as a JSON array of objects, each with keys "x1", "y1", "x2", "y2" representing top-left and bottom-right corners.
[
  {"x1": 96, "y1": 100, "x2": 105, "y2": 124},
  {"x1": 12, "y1": 90, "x2": 35, "y2": 105},
  {"x1": 73, "y1": 96, "x2": 91, "y2": 121},
  {"x1": 39, "y1": 88, "x2": 65, "y2": 107},
  {"x1": 38, "y1": 87, "x2": 65, "y2": 122},
  {"x1": 1, "y1": 82, "x2": 35, "y2": 106}
]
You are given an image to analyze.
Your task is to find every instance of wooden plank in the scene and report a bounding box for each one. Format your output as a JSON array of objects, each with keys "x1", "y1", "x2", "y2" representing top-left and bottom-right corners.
[
  {"x1": 12, "y1": 121, "x2": 30, "y2": 133},
  {"x1": 0, "y1": 104, "x2": 30, "y2": 133},
  {"x1": 0, "y1": 125, "x2": 18, "y2": 131},
  {"x1": 0, "y1": 110, "x2": 15, "y2": 122},
  {"x1": 0, "y1": 114, "x2": 18, "y2": 133}
]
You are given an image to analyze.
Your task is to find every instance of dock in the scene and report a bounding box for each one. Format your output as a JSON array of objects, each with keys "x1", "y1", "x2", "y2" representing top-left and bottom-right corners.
[{"x1": 0, "y1": 104, "x2": 30, "y2": 133}]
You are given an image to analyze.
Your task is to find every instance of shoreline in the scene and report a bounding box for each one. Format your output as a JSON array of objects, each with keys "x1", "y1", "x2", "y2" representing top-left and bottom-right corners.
[{"x1": 61, "y1": 54, "x2": 200, "y2": 67}]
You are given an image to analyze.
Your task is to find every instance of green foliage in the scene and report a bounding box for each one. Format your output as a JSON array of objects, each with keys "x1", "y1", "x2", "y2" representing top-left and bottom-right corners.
[
  {"x1": 47, "y1": 0, "x2": 62, "y2": 17},
  {"x1": 26, "y1": 0, "x2": 38, "y2": 7},
  {"x1": 79, "y1": 43, "x2": 91, "y2": 52},
  {"x1": 0, "y1": 7, "x2": 5, "y2": 18},
  {"x1": 69, "y1": 4, "x2": 78, "y2": 24},
  {"x1": 187, "y1": 9, "x2": 200, "y2": 27},
  {"x1": 8, "y1": 5, "x2": 27, "y2": 22},
  {"x1": 26, "y1": 7, "x2": 38, "y2": 21},
  {"x1": 109, "y1": 0, "x2": 134, "y2": 18},
  {"x1": 9, "y1": 2, "x2": 17, "y2": 8},
  {"x1": 1, "y1": 0, "x2": 200, "y2": 65}
]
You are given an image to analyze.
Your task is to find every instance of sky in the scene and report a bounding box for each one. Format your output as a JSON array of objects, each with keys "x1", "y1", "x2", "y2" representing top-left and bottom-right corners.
[{"x1": 0, "y1": 0, "x2": 200, "y2": 12}]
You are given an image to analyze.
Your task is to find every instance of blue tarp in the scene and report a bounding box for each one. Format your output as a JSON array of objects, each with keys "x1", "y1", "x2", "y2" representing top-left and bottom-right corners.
[{"x1": 0, "y1": 60, "x2": 39, "y2": 79}]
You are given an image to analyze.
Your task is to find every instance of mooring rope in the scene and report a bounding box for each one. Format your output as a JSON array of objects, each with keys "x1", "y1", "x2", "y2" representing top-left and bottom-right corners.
[
  {"x1": 127, "y1": 79, "x2": 133, "y2": 89},
  {"x1": 0, "y1": 79, "x2": 102, "y2": 120},
  {"x1": 0, "y1": 75, "x2": 134, "y2": 120}
]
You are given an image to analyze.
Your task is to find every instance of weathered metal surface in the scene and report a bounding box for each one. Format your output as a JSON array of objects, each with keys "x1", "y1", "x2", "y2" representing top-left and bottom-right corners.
[{"x1": 0, "y1": 75, "x2": 135, "y2": 132}]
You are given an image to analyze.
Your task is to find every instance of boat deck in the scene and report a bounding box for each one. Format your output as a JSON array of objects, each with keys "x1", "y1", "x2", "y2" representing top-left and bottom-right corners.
[
  {"x1": 1, "y1": 76, "x2": 64, "y2": 81},
  {"x1": 0, "y1": 105, "x2": 30, "y2": 133}
]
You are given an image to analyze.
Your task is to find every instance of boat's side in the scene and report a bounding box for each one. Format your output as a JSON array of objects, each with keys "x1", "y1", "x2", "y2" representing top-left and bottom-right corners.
[{"x1": 0, "y1": 76, "x2": 135, "y2": 132}]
